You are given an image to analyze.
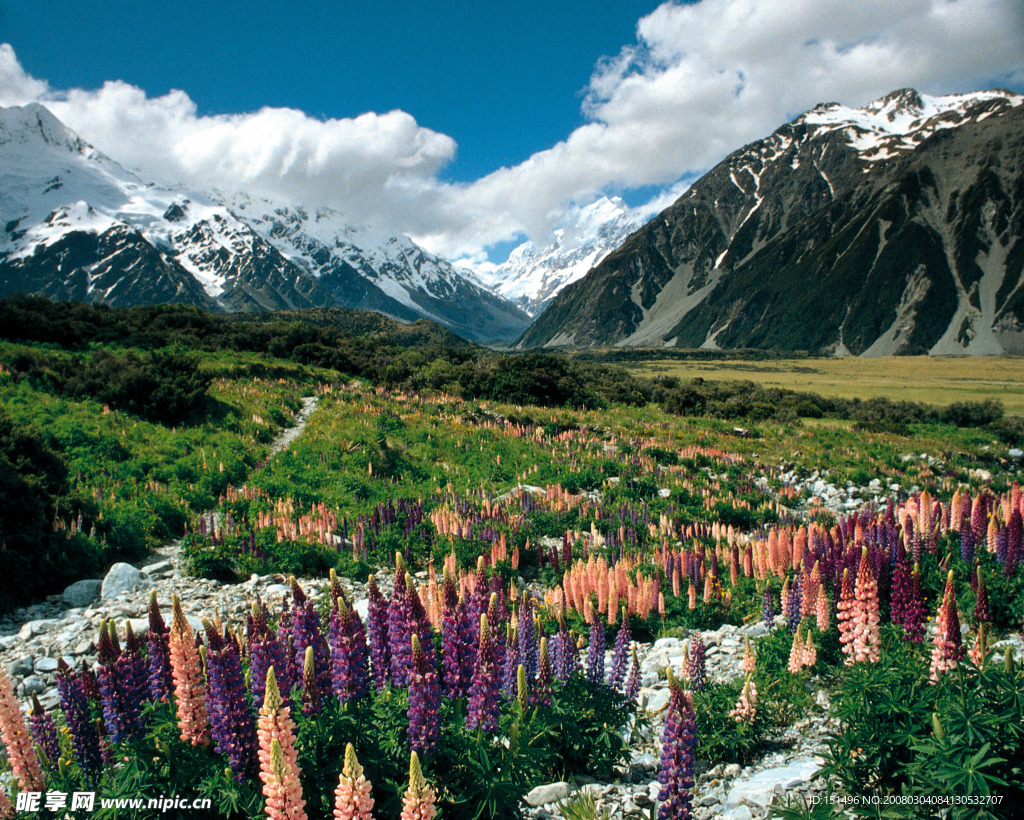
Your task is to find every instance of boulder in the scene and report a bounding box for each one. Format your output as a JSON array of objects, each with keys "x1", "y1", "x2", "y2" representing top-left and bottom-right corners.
[
  {"x1": 101, "y1": 563, "x2": 153, "y2": 601},
  {"x1": 62, "y1": 579, "x2": 102, "y2": 608},
  {"x1": 524, "y1": 782, "x2": 570, "y2": 807}
]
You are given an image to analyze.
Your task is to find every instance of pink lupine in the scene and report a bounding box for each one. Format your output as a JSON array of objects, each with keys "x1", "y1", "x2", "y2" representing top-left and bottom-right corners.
[
  {"x1": 169, "y1": 594, "x2": 211, "y2": 746},
  {"x1": 333, "y1": 743, "x2": 374, "y2": 820},
  {"x1": 836, "y1": 568, "x2": 856, "y2": 664},
  {"x1": 264, "y1": 738, "x2": 307, "y2": 820},
  {"x1": 400, "y1": 751, "x2": 437, "y2": 820},
  {"x1": 741, "y1": 637, "x2": 756, "y2": 673},
  {"x1": 787, "y1": 625, "x2": 806, "y2": 674},
  {"x1": 803, "y1": 631, "x2": 817, "y2": 668},
  {"x1": 815, "y1": 589, "x2": 830, "y2": 632},
  {"x1": 851, "y1": 548, "x2": 881, "y2": 664},
  {"x1": 969, "y1": 622, "x2": 989, "y2": 668},
  {"x1": 258, "y1": 668, "x2": 304, "y2": 819},
  {"x1": 729, "y1": 675, "x2": 757, "y2": 724},
  {"x1": 0, "y1": 785, "x2": 12, "y2": 819},
  {"x1": 0, "y1": 666, "x2": 44, "y2": 791}
]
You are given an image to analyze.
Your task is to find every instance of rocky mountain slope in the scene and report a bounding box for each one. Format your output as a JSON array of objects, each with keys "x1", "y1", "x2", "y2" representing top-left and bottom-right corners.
[
  {"x1": 476, "y1": 197, "x2": 640, "y2": 316},
  {"x1": 518, "y1": 89, "x2": 1024, "y2": 355},
  {"x1": 0, "y1": 103, "x2": 530, "y2": 343}
]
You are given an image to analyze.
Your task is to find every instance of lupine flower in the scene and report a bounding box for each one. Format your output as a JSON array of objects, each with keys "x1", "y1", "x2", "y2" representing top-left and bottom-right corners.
[
  {"x1": 658, "y1": 669, "x2": 696, "y2": 820},
  {"x1": 264, "y1": 738, "x2": 307, "y2": 820},
  {"x1": 974, "y1": 565, "x2": 991, "y2": 623},
  {"x1": 466, "y1": 614, "x2": 500, "y2": 734},
  {"x1": 516, "y1": 664, "x2": 529, "y2": 713},
  {"x1": 0, "y1": 785, "x2": 12, "y2": 819},
  {"x1": 688, "y1": 636, "x2": 706, "y2": 692},
  {"x1": 625, "y1": 644, "x2": 642, "y2": 703},
  {"x1": 501, "y1": 621, "x2": 520, "y2": 699},
  {"x1": 249, "y1": 600, "x2": 293, "y2": 711},
  {"x1": 0, "y1": 665, "x2": 44, "y2": 791},
  {"x1": 329, "y1": 597, "x2": 370, "y2": 706},
  {"x1": 258, "y1": 667, "x2": 304, "y2": 820},
  {"x1": 147, "y1": 591, "x2": 174, "y2": 703},
  {"x1": 930, "y1": 571, "x2": 964, "y2": 682},
  {"x1": 408, "y1": 635, "x2": 440, "y2": 756},
  {"x1": 518, "y1": 592, "x2": 539, "y2": 682},
  {"x1": 440, "y1": 573, "x2": 470, "y2": 700},
  {"x1": 552, "y1": 617, "x2": 579, "y2": 682},
  {"x1": 851, "y1": 548, "x2": 881, "y2": 664},
  {"x1": 803, "y1": 631, "x2": 817, "y2": 668},
  {"x1": 55, "y1": 659, "x2": 102, "y2": 784},
  {"x1": 400, "y1": 751, "x2": 437, "y2": 820},
  {"x1": 29, "y1": 696, "x2": 59, "y2": 766},
  {"x1": 609, "y1": 609, "x2": 631, "y2": 691},
  {"x1": 289, "y1": 578, "x2": 331, "y2": 706},
  {"x1": 169, "y1": 594, "x2": 211, "y2": 746},
  {"x1": 762, "y1": 585, "x2": 775, "y2": 630},
  {"x1": 729, "y1": 675, "x2": 757, "y2": 724},
  {"x1": 586, "y1": 612, "x2": 606, "y2": 685},
  {"x1": 785, "y1": 575, "x2": 803, "y2": 634},
  {"x1": 366, "y1": 574, "x2": 391, "y2": 689},
  {"x1": 534, "y1": 638, "x2": 553, "y2": 707},
  {"x1": 204, "y1": 621, "x2": 257, "y2": 777},
  {"x1": 741, "y1": 637, "x2": 756, "y2": 673},
  {"x1": 96, "y1": 620, "x2": 148, "y2": 743},
  {"x1": 787, "y1": 625, "x2": 805, "y2": 674},
  {"x1": 836, "y1": 569, "x2": 856, "y2": 664},
  {"x1": 389, "y1": 560, "x2": 416, "y2": 687},
  {"x1": 302, "y1": 646, "x2": 323, "y2": 716},
  {"x1": 334, "y1": 743, "x2": 374, "y2": 820},
  {"x1": 901, "y1": 564, "x2": 928, "y2": 643},
  {"x1": 969, "y1": 622, "x2": 990, "y2": 668}
]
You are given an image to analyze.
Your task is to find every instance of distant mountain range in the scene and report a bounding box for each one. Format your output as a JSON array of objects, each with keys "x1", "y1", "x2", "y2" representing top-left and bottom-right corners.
[
  {"x1": 0, "y1": 103, "x2": 530, "y2": 344},
  {"x1": 518, "y1": 89, "x2": 1024, "y2": 355}
]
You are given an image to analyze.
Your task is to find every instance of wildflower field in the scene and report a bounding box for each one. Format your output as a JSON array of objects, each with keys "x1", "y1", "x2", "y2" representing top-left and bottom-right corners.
[{"x1": 0, "y1": 299, "x2": 1022, "y2": 820}]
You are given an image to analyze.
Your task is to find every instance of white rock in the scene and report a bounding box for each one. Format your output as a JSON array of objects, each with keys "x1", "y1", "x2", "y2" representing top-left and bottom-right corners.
[
  {"x1": 101, "y1": 564, "x2": 153, "y2": 601},
  {"x1": 524, "y1": 781, "x2": 570, "y2": 807}
]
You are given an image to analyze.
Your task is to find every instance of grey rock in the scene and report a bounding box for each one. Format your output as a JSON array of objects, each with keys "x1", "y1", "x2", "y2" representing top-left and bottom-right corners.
[
  {"x1": 725, "y1": 757, "x2": 823, "y2": 808},
  {"x1": 141, "y1": 560, "x2": 173, "y2": 577},
  {"x1": 62, "y1": 579, "x2": 102, "y2": 608},
  {"x1": 7, "y1": 656, "x2": 34, "y2": 677},
  {"x1": 644, "y1": 689, "x2": 671, "y2": 713},
  {"x1": 34, "y1": 657, "x2": 59, "y2": 673},
  {"x1": 101, "y1": 563, "x2": 153, "y2": 601},
  {"x1": 19, "y1": 675, "x2": 46, "y2": 696},
  {"x1": 524, "y1": 782, "x2": 570, "y2": 807}
]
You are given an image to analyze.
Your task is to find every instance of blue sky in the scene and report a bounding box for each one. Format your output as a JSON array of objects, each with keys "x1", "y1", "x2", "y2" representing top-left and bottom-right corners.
[
  {"x1": 3, "y1": 0, "x2": 663, "y2": 182},
  {"x1": 1, "y1": 0, "x2": 1022, "y2": 262}
]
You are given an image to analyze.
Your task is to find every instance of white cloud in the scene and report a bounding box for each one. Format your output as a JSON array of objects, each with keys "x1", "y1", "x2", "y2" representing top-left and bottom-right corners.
[{"x1": 1, "y1": 0, "x2": 1022, "y2": 261}]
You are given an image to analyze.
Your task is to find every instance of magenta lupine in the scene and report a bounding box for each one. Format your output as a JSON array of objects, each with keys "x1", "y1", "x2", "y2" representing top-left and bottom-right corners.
[
  {"x1": 329, "y1": 597, "x2": 370, "y2": 706},
  {"x1": 29, "y1": 696, "x2": 59, "y2": 766},
  {"x1": 688, "y1": 636, "x2": 706, "y2": 692},
  {"x1": 466, "y1": 614, "x2": 501, "y2": 735},
  {"x1": 930, "y1": 571, "x2": 965, "y2": 682},
  {"x1": 657, "y1": 669, "x2": 696, "y2": 820},
  {"x1": 902, "y1": 564, "x2": 928, "y2": 643},
  {"x1": 440, "y1": 575, "x2": 471, "y2": 699},
  {"x1": 586, "y1": 611, "x2": 606, "y2": 685},
  {"x1": 55, "y1": 659, "x2": 102, "y2": 784},
  {"x1": 1006, "y1": 508, "x2": 1023, "y2": 577},
  {"x1": 248, "y1": 600, "x2": 293, "y2": 711},
  {"x1": 366, "y1": 574, "x2": 391, "y2": 689},
  {"x1": 289, "y1": 578, "x2": 331, "y2": 705},
  {"x1": 95, "y1": 620, "x2": 148, "y2": 742},
  {"x1": 890, "y1": 546, "x2": 911, "y2": 630},
  {"x1": 147, "y1": 591, "x2": 174, "y2": 703},
  {"x1": 204, "y1": 621, "x2": 257, "y2": 777},
  {"x1": 407, "y1": 635, "x2": 441, "y2": 756},
  {"x1": 608, "y1": 608, "x2": 631, "y2": 692},
  {"x1": 534, "y1": 637, "x2": 553, "y2": 707},
  {"x1": 974, "y1": 565, "x2": 991, "y2": 623}
]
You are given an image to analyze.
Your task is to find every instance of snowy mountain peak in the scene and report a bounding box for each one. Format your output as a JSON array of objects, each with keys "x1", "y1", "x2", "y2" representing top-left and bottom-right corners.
[{"x1": 0, "y1": 103, "x2": 89, "y2": 156}]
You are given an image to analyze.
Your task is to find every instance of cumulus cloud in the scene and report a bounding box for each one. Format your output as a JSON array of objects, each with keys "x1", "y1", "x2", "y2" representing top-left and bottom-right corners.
[{"x1": 1, "y1": 0, "x2": 1022, "y2": 261}]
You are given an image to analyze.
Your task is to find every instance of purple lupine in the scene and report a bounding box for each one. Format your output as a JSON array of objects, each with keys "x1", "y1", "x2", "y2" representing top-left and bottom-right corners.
[
  {"x1": 95, "y1": 620, "x2": 147, "y2": 742},
  {"x1": 1007, "y1": 509, "x2": 1023, "y2": 577},
  {"x1": 608, "y1": 610, "x2": 631, "y2": 692},
  {"x1": 466, "y1": 614, "x2": 501, "y2": 735},
  {"x1": 762, "y1": 585, "x2": 775, "y2": 630},
  {"x1": 441, "y1": 575, "x2": 471, "y2": 700},
  {"x1": 79, "y1": 660, "x2": 101, "y2": 705},
  {"x1": 29, "y1": 696, "x2": 60, "y2": 765},
  {"x1": 961, "y1": 525, "x2": 975, "y2": 564},
  {"x1": 203, "y1": 621, "x2": 256, "y2": 777},
  {"x1": 890, "y1": 545, "x2": 911, "y2": 629},
  {"x1": 288, "y1": 578, "x2": 331, "y2": 704},
  {"x1": 786, "y1": 574, "x2": 803, "y2": 634},
  {"x1": 301, "y1": 644, "x2": 323, "y2": 716},
  {"x1": 56, "y1": 659, "x2": 102, "y2": 784},
  {"x1": 388, "y1": 561, "x2": 415, "y2": 688},
  {"x1": 688, "y1": 636, "x2": 706, "y2": 693},
  {"x1": 624, "y1": 644, "x2": 642, "y2": 703},
  {"x1": 147, "y1": 591, "x2": 174, "y2": 703},
  {"x1": 657, "y1": 671, "x2": 696, "y2": 820},
  {"x1": 517, "y1": 593, "x2": 539, "y2": 682},
  {"x1": 501, "y1": 622, "x2": 520, "y2": 699},
  {"x1": 586, "y1": 615, "x2": 606, "y2": 686},
  {"x1": 465, "y1": 557, "x2": 490, "y2": 639},
  {"x1": 366, "y1": 574, "x2": 391, "y2": 689},
  {"x1": 533, "y1": 637, "x2": 553, "y2": 707},
  {"x1": 902, "y1": 564, "x2": 928, "y2": 643},
  {"x1": 407, "y1": 635, "x2": 441, "y2": 756},
  {"x1": 329, "y1": 597, "x2": 370, "y2": 705},
  {"x1": 247, "y1": 600, "x2": 292, "y2": 710}
]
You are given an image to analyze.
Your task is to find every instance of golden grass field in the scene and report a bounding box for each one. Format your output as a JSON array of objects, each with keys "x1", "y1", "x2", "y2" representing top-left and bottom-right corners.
[{"x1": 617, "y1": 355, "x2": 1024, "y2": 415}]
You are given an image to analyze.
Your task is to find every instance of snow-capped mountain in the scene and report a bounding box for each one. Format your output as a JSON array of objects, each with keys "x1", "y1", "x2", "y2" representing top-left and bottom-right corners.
[
  {"x1": 476, "y1": 197, "x2": 640, "y2": 317},
  {"x1": 0, "y1": 103, "x2": 531, "y2": 343},
  {"x1": 520, "y1": 89, "x2": 1024, "y2": 355}
]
